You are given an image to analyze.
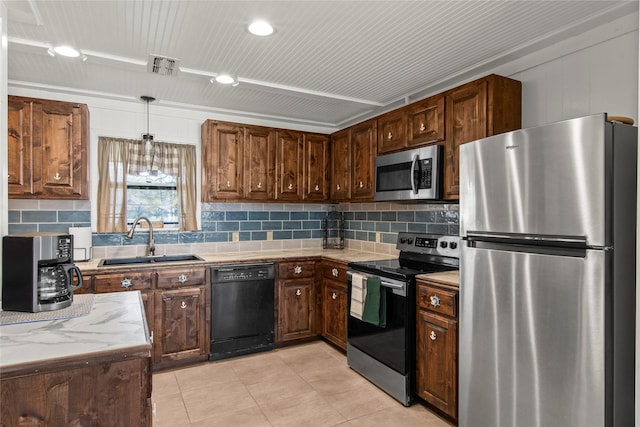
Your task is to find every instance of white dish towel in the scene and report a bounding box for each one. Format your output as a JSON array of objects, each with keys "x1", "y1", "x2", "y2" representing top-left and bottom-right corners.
[{"x1": 350, "y1": 272, "x2": 367, "y2": 320}]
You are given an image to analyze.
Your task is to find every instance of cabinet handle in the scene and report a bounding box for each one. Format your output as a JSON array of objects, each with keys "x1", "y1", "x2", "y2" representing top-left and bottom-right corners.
[
  {"x1": 387, "y1": 131, "x2": 393, "y2": 140},
  {"x1": 226, "y1": 180, "x2": 231, "y2": 187},
  {"x1": 54, "y1": 172, "x2": 61, "y2": 180},
  {"x1": 296, "y1": 288, "x2": 302, "y2": 297},
  {"x1": 150, "y1": 331, "x2": 154, "y2": 343},
  {"x1": 336, "y1": 184, "x2": 341, "y2": 191},
  {"x1": 180, "y1": 301, "x2": 187, "y2": 309},
  {"x1": 315, "y1": 184, "x2": 319, "y2": 191},
  {"x1": 359, "y1": 181, "x2": 363, "y2": 188},
  {"x1": 331, "y1": 268, "x2": 339, "y2": 278},
  {"x1": 121, "y1": 278, "x2": 133, "y2": 288},
  {"x1": 288, "y1": 183, "x2": 293, "y2": 190},
  {"x1": 430, "y1": 331, "x2": 437, "y2": 340},
  {"x1": 294, "y1": 265, "x2": 302, "y2": 274},
  {"x1": 420, "y1": 123, "x2": 425, "y2": 131},
  {"x1": 429, "y1": 295, "x2": 441, "y2": 308},
  {"x1": 178, "y1": 274, "x2": 188, "y2": 283},
  {"x1": 331, "y1": 292, "x2": 337, "y2": 300},
  {"x1": 257, "y1": 181, "x2": 262, "y2": 189}
]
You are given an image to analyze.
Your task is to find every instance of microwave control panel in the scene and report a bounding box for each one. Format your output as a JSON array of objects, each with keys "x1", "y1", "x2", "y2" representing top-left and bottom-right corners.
[{"x1": 416, "y1": 159, "x2": 433, "y2": 189}]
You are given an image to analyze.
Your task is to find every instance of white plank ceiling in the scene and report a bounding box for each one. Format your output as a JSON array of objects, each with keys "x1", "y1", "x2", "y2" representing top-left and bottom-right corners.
[{"x1": 5, "y1": 0, "x2": 638, "y2": 129}]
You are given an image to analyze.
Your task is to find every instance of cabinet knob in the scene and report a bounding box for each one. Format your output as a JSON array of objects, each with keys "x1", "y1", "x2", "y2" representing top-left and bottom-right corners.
[
  {"x1": 336, "y1": 184, "x2": 341, "y2": 191},
  {"x1": 315, "y1": 184, "x2": 319, "y2": 191},
  {"x1": 257, "y1": 181, "x2": 262, "y2": 189},
  {"x1": 288, "y1": 183, "x2": 293, "y2": 190},
  {"x1": 150, "y1": 331, "x2": 154, "y2": 343},
  {"x1": 430, "y1": 331, "x2": 437, "y2": 341},
  {"x1": 296, "y1": 288, "x2": 302, "y2": 297},
  {"x1": 331, "y1": 268, "x2": 339, "y2": 278},
  {"x1": 226, "y1": 180, "x2": 231, "y2": 187},
  {"x1": 359, "y1": 181, "x2": 363, "y2": 188},
  {"x1": 429, "y1": 295, "x2": 441, "y2": 308},
  {"x1": 54, "y1": 172, "x2": 61, "y2": 180},
  {"x1": 387, "y1": 131, "x2": 393, "y2": 140},
  {"x1": 121, "y1": 278, "x2": 133, "y2": 288},
  {"x1": 294, "y1": 265, "x2": 302, "y2": 274},
  {"x1": 180, "y1": 301, "x2": 187, "y2": 309},
  {"x1": 420, "y1": 123, "x2": 425, "y2": 131},
  {"x1": 178, "y1": 274, "x2": 188, "y2": 284},
  {"x1": 331, "y1": 292, "x2": 337, "y2": 300}
]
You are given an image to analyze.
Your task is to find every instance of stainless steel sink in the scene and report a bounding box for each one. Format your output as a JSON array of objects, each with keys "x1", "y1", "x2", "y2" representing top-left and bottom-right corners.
[{"x1": 98, "y1": 254, "x2": 203, "y2": 267}]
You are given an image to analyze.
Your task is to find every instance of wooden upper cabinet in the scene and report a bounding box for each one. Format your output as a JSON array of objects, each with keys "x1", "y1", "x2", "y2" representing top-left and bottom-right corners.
[
  {"x1": 201, "y1": 121, "x2": 244, "y2": 200},
  {"x1": 303, "y1": 133, "x2": 329, "y2": 201},
  {"x1": 377, "y1": 109, "x2": 406, "y2": 154},
  {"x1": 8, "y1": 97, "x2": 33, "y2": 196},
  {"x1": 351, "y1": 119, "x2": 377, "y2": 201},
  {"x1": 407, "y1": 94, "x2": 445, "y2": 147},
  {"x1": 244, "y1": 125, "x2": 275, "y2": 200},
  {"x1": 443, "y1": 75, "x2": 521, "y2": 200},
  {"x1": 8, "y1": 96, "x2": 89, "y2": 199},
  {"x1": 275, "y1": 129, "x2": 304, "y2": 201},
  {"x1": 330, "y1": 129, "x2": 351, "y2": 202}
]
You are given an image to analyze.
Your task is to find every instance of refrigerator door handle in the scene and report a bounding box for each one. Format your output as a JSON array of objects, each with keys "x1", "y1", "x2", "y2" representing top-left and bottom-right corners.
[{"x1": 466, "y1": 231, "x2": 588, "y2": 247}]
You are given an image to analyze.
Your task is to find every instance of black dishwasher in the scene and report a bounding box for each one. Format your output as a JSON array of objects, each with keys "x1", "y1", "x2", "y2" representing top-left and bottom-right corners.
[{"x1": 209, "y1": 263, "x2": 275, "y2": 361}]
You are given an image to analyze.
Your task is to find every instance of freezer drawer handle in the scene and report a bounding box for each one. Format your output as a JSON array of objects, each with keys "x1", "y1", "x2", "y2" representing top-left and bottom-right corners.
[{"x1": 429, "y1": 295, "x2": 441, "y2": 307}]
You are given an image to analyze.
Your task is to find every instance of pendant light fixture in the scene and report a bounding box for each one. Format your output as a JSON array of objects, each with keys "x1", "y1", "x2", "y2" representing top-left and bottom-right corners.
[{"x1": 141, "y1": 95, "x2": 155, "y2": 149}]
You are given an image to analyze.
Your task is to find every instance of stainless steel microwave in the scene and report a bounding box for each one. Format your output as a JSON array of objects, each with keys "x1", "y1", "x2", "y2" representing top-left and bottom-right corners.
[{"x1": 374, "y1": 145, "x2": 442, "y2": 201}]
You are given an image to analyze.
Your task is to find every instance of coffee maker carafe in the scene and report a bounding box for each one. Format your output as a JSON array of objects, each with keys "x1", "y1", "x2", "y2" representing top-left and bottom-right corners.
[{"x1": 2, "y1": 233, "x2": 83, "y2": 312}]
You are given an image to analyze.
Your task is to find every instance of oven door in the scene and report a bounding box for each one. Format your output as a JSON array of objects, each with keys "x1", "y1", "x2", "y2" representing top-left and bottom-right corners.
[{"x1": 347, "y1": 271, "x2": 411, "y2": 375}]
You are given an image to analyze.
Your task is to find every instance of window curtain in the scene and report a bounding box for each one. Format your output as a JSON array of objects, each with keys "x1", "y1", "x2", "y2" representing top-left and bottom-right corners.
[{"x1": 97, "y1": 136, "x2": 198, "y2": 232}]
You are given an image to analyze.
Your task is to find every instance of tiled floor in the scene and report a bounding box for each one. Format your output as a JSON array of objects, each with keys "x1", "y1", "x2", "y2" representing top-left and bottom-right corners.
[{"x1": 152, "y1": 341, "x2": 454, "y2": 427}]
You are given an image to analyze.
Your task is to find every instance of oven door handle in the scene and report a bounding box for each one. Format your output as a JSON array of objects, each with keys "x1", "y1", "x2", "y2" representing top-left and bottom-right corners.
[
  {"x1": 380, "y1": 280, "x2": 404, "y2": 290},
  {"x1": 410, "y1": 154, "x2": 419, "y2": 195}
]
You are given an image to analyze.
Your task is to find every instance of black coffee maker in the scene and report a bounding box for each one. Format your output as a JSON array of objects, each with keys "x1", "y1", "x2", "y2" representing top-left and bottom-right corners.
[{"x1": 2, "y1": 233, "x2": 83, "y2": 312}]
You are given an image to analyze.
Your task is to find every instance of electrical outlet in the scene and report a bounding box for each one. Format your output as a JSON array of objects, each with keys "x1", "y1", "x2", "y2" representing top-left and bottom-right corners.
[
  {"x1": 267, "y1": 231, "x2": 273, "y2": 241},
  {"x1": 376, "y1": 232, "x2": 381, "y2": 243},
  {"x1": 232, "y1": 231, "x2": 239, "y2": 242}
]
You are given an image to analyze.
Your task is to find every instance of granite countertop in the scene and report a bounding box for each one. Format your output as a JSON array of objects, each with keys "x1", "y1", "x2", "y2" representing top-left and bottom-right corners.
[
  {"x1": 76, "y1": 248, "x2": 397, "y2": 273},
  {"x1": 416, "y1": 270, "x2": 460, "y2": 287},
  {"x1": 0, "y1": 291, "x2": 151, "y2": 375}
]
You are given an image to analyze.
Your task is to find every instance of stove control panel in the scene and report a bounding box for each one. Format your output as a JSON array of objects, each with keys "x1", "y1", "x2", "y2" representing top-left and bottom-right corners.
[{"x1": 397, "y1": 232, "x2": 460, "y2": 258}]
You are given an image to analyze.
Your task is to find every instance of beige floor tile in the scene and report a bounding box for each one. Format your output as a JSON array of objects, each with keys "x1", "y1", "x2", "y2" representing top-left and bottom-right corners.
[
  {"x1": 174, "y1": 359, "x2": 240, "y2": 392},
  {"x1": 324, "y1": 382, "x2": 398, "y2": 420},
  {"x1": 259, "y1": 390, "x2": 347, "y2": 427},
  {"x1": 230, "y1": 351, "x2": 298, "y2": 385},
  {"x1": 307, "y1": 366, "x2": 372, "y2": 396},
  {"x1": 152, "y1": 392, "x2": 190, "y2": 427},
  {"x1": 348, "y1": 404, "x2": 449, "y2": 427},
  {"x1": 247, "y1": 371, "x2": 315, "y2": 406},
  {"x1": 181, "y1": 380, "x2": 259, "y2": 423},
  {"x1": 152, "y1": 371, "x2": 180, "y2": 398},
  {"x1": 189, "y1": 406, "x2": 272, "y2": 427}
]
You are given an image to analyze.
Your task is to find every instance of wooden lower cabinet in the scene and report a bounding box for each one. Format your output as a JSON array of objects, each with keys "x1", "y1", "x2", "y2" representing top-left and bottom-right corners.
[
  {"x1": 321, "y1": 279, "x2": 347, "y2": 350},
  {"x1": 416, "y1": 279, "x2": 459, "y2": 421},
  {"x1": 155, "y1": 286, "x2": 208, "y2": 367},
  {"x1": 276, "y1": 260, "x2": 316, "y2": 343},
  {"x1": 1, "y1": 357, "x2": 151, "y2": 426}
]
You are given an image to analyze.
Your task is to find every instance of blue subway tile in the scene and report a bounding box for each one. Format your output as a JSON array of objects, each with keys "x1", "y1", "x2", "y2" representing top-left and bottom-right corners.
[
  {"x1": 155, "y1": 232, "x2": 179, "y2": 244},
  {"x1": 367, "y1": 232, "x2": 377, "y2": 242},
  {"x1": 375, "y1": 222, "x2": 390, "y2": 232},
  {"x1": 426, "y1": 223, "x2": 449, "y2": 234},
  {"x1": 381, "y1": 211, "x2": 397, "y2": 221},
  {"x1": 345, "y1": 230, "x2": 355, "y2": 239},
  {"x1": 58, "y1": 210, "x2": 91, "y2": 223},
  {"x1": 218, "y1": 221, "x2": 240, "y2": 231},
  {"x1": 367, "y1": 211, "x2": 381, "y2": 221},
  {"x1": 312, "y1": 229, "x2": 324, "y2": 238},
  {"x1": 22, "y1": 210, "x2": 57, "y2": 223},
  {"x1": 249, "y1": 211, "x2": 270, "y2": 220},
  {"x1": 8, "y1": 210, "x2": 20, "y2": 223},
  {"x1": 71, "y1": 222, "x2": 91, "y2": 228},
  {"x1": 205, "y1": 232, "x2": 229, "y2": 242},
  {"x1": 39, "y1": 223, "x2": 72, "y2": 233},
  {"x1": 293, "y1": 230, "x2": 312, "y2": 239},
  {"x1": 262, "y1": 221, "x2": 283, "y2": 230},
  {"x1": 290, "y1": 211, "x2": 309, "y2": 220},
  {"x1": 270, "y1": 211, "x2": 290, "y2": 220},
  {"x1": 202, "y1": 211, "x2": 225, "y2": 221},
  {"x1": 355, "y1": 231, "x2": 368, "y2": 241},
  {"x1": 382, "y1": 233, "x2": 397, "y2": 244},
  {"x1": 390, "y1": 222, "x2": 408, "y2": 232},
  {"x1": 435, "y1": 210, "x2": 459, "y2": 224},
  {"x1": 226, "y1": 211, "x2": 248, "y2": 221},
  {"x1": 398, "y1": 211, "x2": 415, "y2": 222},
  {"x1": 415, "y1": 211, "x2": 436, "y2": 223},
  {"x1": 449, "y1": 225, "x2": 460, "y2": 236},
  {"x1": 349, "y1": 221, "x2": 362, "y2": 231},
  {"x1": 123, "y1": 234, "x2": 151, "y2": 245},
  {"x1": 354, "y1": 212, "x2": 367, "y2": 220},
  {"x1": 92, "y1": 234, "x2": 122, "y2": 246},
  {"x1": 179, "y1": 232, "x2": 204, "y2": 244},
  {"x1": 309, "y1": 211, "x2": 326, "y2": 220},
  {"x1": 251, "y1": 231, "x2": 267, "y2": 240},
  {"x1": 408, "y1": 223, "x2": 427, "y2": 233},
  {"x1": 240, "y1": 221, "x2": 262, "y2": 231},
  {"x1": 344, "y1": 212, "x2": 355, "y2": 220},
  {"x1": 274, "y1": 231, "x2": 292, "y2": 240},
  {"x1": 201, "y1": 222, "x2": 216, "y2": 231},
  {"x1": 283, "y1": 221, "x2": 302, "y2": 230},
  {"x1": 303, "y1": 220, "x2": 321, "y2": 230},
  {"x1": 361, "y1": 221, "x2": 375, "y2": 231},
  {"x1": 239, "y1": 232, "x2": 252, "y2": 241},
  {"x1": 8, "y1": 224, "x2": 37, "y2": 235}
]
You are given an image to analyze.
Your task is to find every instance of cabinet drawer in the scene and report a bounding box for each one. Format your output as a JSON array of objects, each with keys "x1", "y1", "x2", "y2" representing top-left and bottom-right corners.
[
  {"x1": 278, "y1": 261, "x2": 315, "y2": 279},
  {"x1": 157, "y1": 267, "x2": 206, "y2": 288},
  {"x1": 322, "y1": 261, "x2": 348, "y2": 281},
  {"x1": 94, "y1": 271, "x2": 154, "y2": 293},
  {"x1": 417, "y1": 283, "x2": 457, "y2": 318}
]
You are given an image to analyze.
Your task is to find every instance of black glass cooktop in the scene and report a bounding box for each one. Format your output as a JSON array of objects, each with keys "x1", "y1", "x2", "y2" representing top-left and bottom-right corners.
[{"x1": 348, "y1": 252, "x2": 458, "y2": 281}]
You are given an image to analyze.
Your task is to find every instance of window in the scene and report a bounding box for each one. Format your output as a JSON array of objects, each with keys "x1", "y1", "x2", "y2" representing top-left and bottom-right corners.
[{"x1": 126, "y1": 171, "x2": 179, "y2": 227}]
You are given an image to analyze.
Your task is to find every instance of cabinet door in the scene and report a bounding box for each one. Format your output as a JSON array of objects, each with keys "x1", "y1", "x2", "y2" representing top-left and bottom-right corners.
[
  {"x1": 377, "y1": 109, "x2": 406, "y2": 154},
  {"x1": 244, "y1": 125, "x2": 275, "y2": 200},
  {"x1": 416, "y1": 309, "x2": 458, "y2": 419},
  {"x1": 275, "y1": 130, "x2": 304, "y2": 200},
  {"x1": 277, "y1": 278, "x2": 315, "y2": 342},
  {"x1": 303, "y1": 133, "x2": 329, "y2": 201},
  {"x1": 7, "y1": 97, "x2": 33, "y2": 196},
  {"x1": 330, "y1": 129, "x2": 351, "y2": 201},
  {"x1": 322, "y1": 279, "x2": 347, "y2": 350},
  {"x1": 351, "y1": 119, "x2": 377, "y2": 201},
  {"x1": 155, "y1": 287, "x2": 207, "y2": 364},
  {"x1": 444, "y1": 80, "x2": 487, "y2": 200},
  {"x1": 202, "y1": 121, "x2": 244, "y2": 200},
  {"x1": 407, "y1": 94, "x2": 445, "y2": 147}
]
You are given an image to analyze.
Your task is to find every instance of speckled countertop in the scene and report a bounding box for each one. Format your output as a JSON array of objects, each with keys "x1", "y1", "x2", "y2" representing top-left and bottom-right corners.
[
  {"x1": 0, "y1": 291, "x2": 151, "y2": 375},
  {"x1": 76, "y1": 248, "x2": 397, "y2": 274}
]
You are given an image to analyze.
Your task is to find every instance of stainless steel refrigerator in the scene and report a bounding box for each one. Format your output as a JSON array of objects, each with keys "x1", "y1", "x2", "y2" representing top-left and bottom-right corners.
[{"x1": 459, "y1": 113, "x2": 636, "y2": 427}]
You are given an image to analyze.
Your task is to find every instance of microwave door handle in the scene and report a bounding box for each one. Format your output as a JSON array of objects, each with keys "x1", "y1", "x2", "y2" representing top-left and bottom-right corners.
[{"x1": 410, "y1": 154, "x2": 419, "y2": 194}]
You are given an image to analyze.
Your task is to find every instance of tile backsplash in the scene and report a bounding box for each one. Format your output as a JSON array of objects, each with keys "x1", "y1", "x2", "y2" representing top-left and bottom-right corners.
[{"x1": 7, "y1": 200, "x2": 459, "y2": 258}]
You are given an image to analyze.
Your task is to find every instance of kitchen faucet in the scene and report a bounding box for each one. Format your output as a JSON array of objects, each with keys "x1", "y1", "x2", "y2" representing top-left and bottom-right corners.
[{"x1": 126, "y1": 216, "x2": 155, "y2": 256}]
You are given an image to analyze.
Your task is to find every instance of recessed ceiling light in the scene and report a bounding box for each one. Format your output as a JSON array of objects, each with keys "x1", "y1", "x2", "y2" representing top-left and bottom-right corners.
[
  {"x1": 248, "y1": 20, "x2": 274, "y2": 36},
  {"x1": 213, "y1": 74, "x2": 237, "y2": 85},
  {"x1": 53, "y1": 45, "x2": 81, "y2": 58}
]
